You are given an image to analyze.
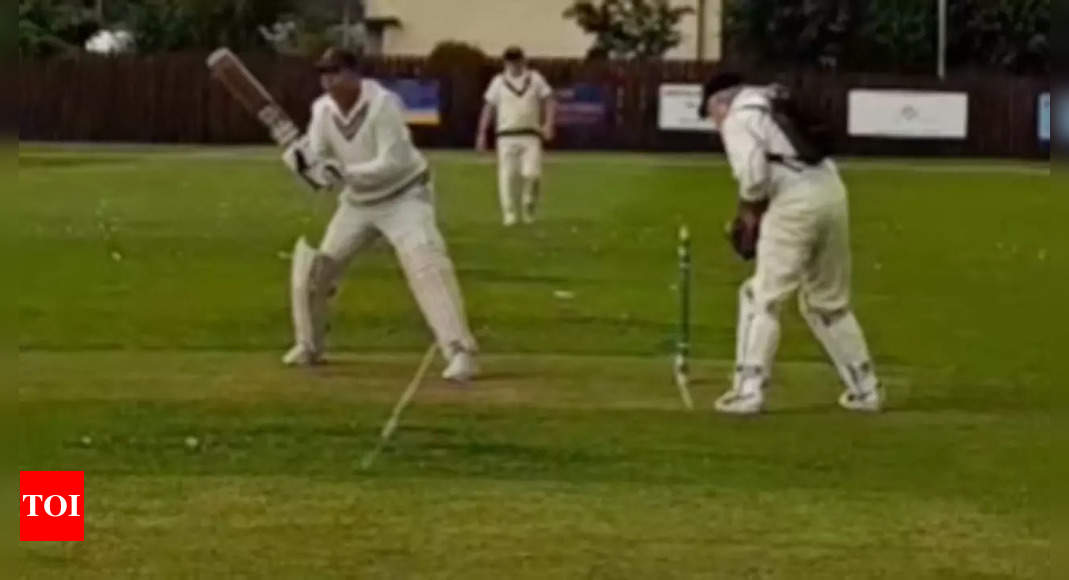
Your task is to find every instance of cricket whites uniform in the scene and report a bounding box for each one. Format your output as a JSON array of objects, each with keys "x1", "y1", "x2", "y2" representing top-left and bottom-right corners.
[
  {"x1": 718, "y1": 87, "x2": 881, "y2": 413},
  {"x1": 484, "y1": 70, "x2": 553, "y2": 224},
  {"x1": 285, "y1": 79, "x2": 478, "y2": 374}
]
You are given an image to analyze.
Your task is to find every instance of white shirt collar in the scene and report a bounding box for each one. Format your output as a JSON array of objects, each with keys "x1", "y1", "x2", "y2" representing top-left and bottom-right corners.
[{"x1": 329, "y1": 79, "x2": 379, "y2": 121}]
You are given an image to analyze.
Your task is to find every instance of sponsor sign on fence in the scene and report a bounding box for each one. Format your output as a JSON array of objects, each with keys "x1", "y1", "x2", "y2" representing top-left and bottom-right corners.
[
  {"x1": 555, "y1": 84, "x2": 609, "y2": 127},
  {"x1": 1038, "y1": 93, "x2": 1050, "y2": 143},
  {"x1": 848, "y1": 90, "x2": 969, "y2": 139},
  {"x1": 381, "y1": 79, "x2": 441, "y2": 126},
  {"x1": 658, "y1": 84, "x2": 716, "y2": 133}
]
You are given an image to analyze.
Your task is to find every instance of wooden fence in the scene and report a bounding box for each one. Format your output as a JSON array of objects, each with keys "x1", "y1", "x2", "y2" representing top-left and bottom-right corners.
[{"x1": 19, "y1": 53, "x2": 1050, "y2": 158}]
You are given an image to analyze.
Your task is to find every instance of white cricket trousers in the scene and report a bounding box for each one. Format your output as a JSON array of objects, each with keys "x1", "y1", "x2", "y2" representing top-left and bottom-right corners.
[
  {"x1": 735, "y1": 164, "x2": 878, "y2": 392},
  {"x1": 496, "y1": 135, "x2": 543, "y2": 218},
  {"x1": 752, "y1": 166, "x2": 852, "y2": 313},
  {"x1": 316, "y1": 181, "x2": 477, "y2": 358}
]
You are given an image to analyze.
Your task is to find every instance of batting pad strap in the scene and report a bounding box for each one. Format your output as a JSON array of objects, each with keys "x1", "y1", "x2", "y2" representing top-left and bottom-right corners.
[
  {"x1": 737, "y1": 310, "x2": 781, "y2": 377},
  {"x1": 799, "y1": 295, "x2": 877, "y2": 392}
]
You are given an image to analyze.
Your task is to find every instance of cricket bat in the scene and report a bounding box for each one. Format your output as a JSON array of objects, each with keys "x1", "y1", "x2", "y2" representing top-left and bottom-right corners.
[{"x1": 206, "y1": 47, "x2": 300, "y2": 147}]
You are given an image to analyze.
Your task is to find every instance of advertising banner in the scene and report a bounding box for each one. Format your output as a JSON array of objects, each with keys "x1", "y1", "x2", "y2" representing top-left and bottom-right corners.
[
  {"x1": 1038, "y1": 92, "x2": 1050, "y2": 143},
  {"x1": 848, "y1": 90, "x2": 968, "y2": 139},
  {"x1": 381, "y1": 79, "x2": 441, "y2": 126},
  {"x1": 555, "y1": 84, "x2": 609, "y2": 127},
  {"x1": 658, "y1": 84, "x2": 716, "y2": 133}
]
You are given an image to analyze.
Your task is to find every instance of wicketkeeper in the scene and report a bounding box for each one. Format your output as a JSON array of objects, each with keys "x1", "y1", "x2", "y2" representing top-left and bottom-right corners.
[
  {"x1": 701, "y1": 73, "x2": 882, "y2": 415},
  {"x1": 280, "y1": 48, "x2": 479, "y2": 382}
]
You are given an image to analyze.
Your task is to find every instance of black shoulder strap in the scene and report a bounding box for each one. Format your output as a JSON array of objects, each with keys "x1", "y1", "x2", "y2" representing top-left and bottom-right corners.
[
  {"x1": 738, "y1": 104, "x2": 770, "y2": 114},
  {"x1": 736, "y1": 100, "x2": 826, "y2": 168}
]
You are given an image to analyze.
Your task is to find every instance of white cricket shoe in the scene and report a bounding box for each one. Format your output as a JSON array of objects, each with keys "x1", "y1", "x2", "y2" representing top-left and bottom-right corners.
[
  {"x1": 282, "y1": 344, "x2": 324, "y2": 367},
  {"x1": 838, "y1": 386, "x2": 883, "y2": 413},
  {"x1": 714, "y1": 387, "x2": 764, "y2": 415},
  {"x1": 503, "y1": 213, "x2": 519, "y2": 227},
  {"x1": 442, "y1": 351, "x2": 479, "y2": 383}
]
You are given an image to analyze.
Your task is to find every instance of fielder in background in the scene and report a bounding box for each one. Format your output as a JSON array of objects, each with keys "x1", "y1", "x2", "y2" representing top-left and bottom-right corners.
[
  {"x1": 701, "y1": 73, "x2": 882, "y2": 415},
  {"x1": 476, "y1": 47, "x2": 556, "y2": 226},
  {"x1": 281, "y1": 47, "x2": 479, "y2": 382}
]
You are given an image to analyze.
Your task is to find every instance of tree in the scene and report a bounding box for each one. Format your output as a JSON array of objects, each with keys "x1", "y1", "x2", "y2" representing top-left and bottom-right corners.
[
  {"x1": 261, "y1": 0, "x2": 367, "y2": 56},
  {"x1": 427, "y1": 41, "x2": 489, "y2": 145},
  {"x1": 723, "y1": 0, "x2": 852, "y2": 69},
  {"x1": 19, "y1": 0, "x2": 101, "y2": 57},
  {"x1": 125, "y1": 0, "x2": 293, "y2": 52},
  {"x1": 563, "y1": 0, "x2": 695, "y2": 60},
  {"x1": 851, "y1": 0, "x2": 934, "y2": 73},
  {"x1": 723, "y1": 0, "x2": 1049, "y2": 75},
  {"x1": 18, "y1": 0, "x2": 297, "y2": 56},
  {"x1": 948, "y1": 0, "x2": 1048, "y2": 74}
]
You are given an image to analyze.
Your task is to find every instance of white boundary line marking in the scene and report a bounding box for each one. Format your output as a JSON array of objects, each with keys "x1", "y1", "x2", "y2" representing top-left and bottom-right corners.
[{"x1": 360, "y1": 343, "x2": 438, "y2": 471}]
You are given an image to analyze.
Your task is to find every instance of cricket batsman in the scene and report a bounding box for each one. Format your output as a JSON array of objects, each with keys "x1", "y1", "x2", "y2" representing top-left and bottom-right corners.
[
  {"x1": 279, "y1": 48, "x2": 479, "y2": 382},
  {"x1": 476, "y1": 47, "x2": 556, "y2": 226},
  {"x1": 700, "y1": 73, "x2": 882, "y2": 415}
]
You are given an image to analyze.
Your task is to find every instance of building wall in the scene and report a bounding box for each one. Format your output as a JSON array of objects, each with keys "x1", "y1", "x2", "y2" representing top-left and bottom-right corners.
[{"x1": 365, "y1": 0, "x2": 721, "y2": 61}]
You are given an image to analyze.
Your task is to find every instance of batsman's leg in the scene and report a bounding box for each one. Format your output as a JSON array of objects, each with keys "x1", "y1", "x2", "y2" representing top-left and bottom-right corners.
[
  {"x1": 286, "y1": 238, "x2": 332, "y2": 365},
  {"x1": 519, "y1": 138, "x2": 544, "y2": 224},
  {"x1": 497, "y1": 140, "x2": 521, "y2": 226},
  {"x1": 285, "y1": 204, "x2": 377, "y2": 366},
  {"x1": 381, "y1": 185, "x2": 479, "y2": 381},
  {"x1": 800, "y1": 203, "x2": 882, "y2": 412}
]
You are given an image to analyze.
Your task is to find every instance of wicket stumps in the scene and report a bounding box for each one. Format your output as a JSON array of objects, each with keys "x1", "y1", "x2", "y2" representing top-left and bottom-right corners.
[{"x1": 674, "y1": 225, "x2": 695, "y2": 410}]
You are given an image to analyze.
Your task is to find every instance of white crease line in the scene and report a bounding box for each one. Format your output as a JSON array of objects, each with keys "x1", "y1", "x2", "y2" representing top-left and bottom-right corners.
[{"x1": 19, "y1": 145, "x2": 1050, "y2": 176}]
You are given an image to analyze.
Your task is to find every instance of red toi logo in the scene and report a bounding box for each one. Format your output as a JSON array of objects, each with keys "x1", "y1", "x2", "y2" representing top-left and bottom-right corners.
[{"x1": 20, "y1": 471, "x2": 84, "y2": 542}]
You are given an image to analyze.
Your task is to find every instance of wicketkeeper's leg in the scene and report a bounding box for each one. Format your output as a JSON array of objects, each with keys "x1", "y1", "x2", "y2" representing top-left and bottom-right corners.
[
  {"x1": 799, "y1": 204, "x2": 880, "y2": 397},
  {"x1": 735, "y1": 279, "x2": 782, "y2": 388},
  {"x1": 799, "y1": 297, "x2": 878, "y2": 394},
  {"x1": 719, "y1": 214, "x2": 810, "y2": 413},
  {"x1": 735, "y1": 203, "x2": 815, "y2": 380}
]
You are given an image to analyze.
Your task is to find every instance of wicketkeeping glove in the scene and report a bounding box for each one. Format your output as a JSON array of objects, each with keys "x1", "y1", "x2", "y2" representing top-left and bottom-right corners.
[
  {"x1": 725, "y1": 215, "x2": 760, "y2": 261},
  {"x1": 725, "y1": 199, "x2": 770, "y2": 261}
]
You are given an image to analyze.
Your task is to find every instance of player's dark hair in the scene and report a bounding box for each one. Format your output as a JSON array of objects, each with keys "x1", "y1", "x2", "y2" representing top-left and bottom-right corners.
[
  {"x1": 699, "y1": 72, "x2": 744, "y2": 118},
  {"x1": 316, "y1": 47, "x2": 362, "y2": 74},
  {"x1": 503, "y1": 46, "x2": 525, "y2": 62},
  {"x1": 336, "y1": 49, "x2": 361, "y2": 71}
]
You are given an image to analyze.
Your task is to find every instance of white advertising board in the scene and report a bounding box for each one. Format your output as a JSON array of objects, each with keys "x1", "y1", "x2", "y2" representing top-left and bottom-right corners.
[
  {"x1": 658, "y1": 84, "x2": 716, "y2": 132},
  {"x1": 1038, "y1": 92, "x2": 1050, "y2": 143},
  {"x1": 848, "y1": 90, "x2": 968, "y2": 139}
]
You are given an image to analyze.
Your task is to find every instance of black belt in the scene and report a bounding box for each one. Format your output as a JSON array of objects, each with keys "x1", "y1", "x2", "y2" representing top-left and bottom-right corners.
[
  {"x1": 496, "y1": 128, "x2": 543, "y2": 138},
  {"x1": 767, "y1": 154, "x2": 807, "y2": 173}
]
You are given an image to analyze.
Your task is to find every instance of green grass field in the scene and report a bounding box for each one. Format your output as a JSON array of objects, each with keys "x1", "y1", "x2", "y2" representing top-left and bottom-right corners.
[{"x1": 13, "y1": 146, "x2": 1059, "y2": 578}]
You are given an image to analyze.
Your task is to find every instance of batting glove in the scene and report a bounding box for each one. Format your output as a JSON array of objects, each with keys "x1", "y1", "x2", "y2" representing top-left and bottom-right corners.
[{"x1": 282, "y1": 136, "x2": 344, "y2": 191}]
